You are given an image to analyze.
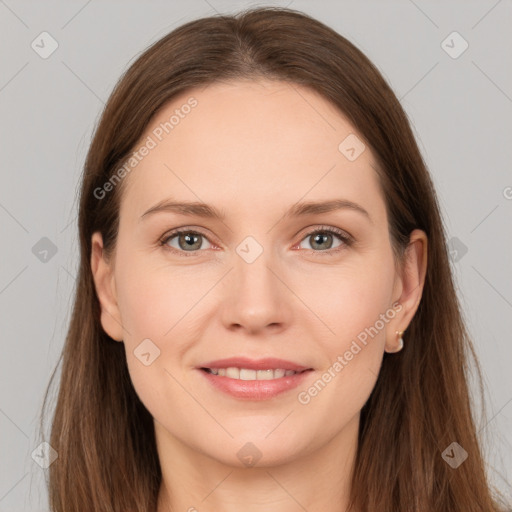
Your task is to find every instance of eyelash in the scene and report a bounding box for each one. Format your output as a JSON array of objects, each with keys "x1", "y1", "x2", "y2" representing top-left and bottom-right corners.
[{"x1": 159, "y1": 225, "x2": 353, "y2": 258}]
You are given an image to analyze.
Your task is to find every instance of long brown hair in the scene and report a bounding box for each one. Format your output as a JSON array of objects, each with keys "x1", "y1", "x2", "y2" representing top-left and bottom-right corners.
[{"x1": 39, "y1": 6, "x2": 511, "y2": 511}]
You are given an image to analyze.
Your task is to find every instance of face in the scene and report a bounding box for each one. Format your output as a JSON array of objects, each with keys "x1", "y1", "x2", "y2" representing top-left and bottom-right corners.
[{"x1": 92, "y1": 79, "x2": 425, "y2": 468}]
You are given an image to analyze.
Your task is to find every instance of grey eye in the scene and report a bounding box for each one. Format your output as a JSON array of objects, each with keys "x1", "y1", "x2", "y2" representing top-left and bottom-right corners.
[
  {"x1": 165, "y1": 231, "x2": 213, "y2": 252},
  {"x1": 298, "y1": 231, "x2": 344, "y2": 251}
]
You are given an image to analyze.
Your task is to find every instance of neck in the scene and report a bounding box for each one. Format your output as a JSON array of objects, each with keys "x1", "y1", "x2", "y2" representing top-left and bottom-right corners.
[{"x1": 155, "y1": 414, "x2": 360, "y2": 512}]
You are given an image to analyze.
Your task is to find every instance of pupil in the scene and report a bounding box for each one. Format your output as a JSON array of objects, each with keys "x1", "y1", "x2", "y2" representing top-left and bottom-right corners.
[
  {"x1": 181, "y1": 233, "x2": 200, "y2": 250},
  {"x1": 313, "y1": 233, "x2": 332, "y2": 250}
]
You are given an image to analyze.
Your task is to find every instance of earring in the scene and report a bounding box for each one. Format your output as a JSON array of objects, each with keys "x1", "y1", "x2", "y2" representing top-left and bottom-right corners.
[
  {"x1": 396, "y1": 330, "x2": 404, "y2": 351},
  {"x1": 390, "y1": 330, "x2": 404, "y2": 353}
]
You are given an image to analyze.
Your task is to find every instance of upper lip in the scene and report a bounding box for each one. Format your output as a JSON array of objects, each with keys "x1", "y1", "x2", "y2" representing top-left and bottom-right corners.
[{"x1": 198, "y1": 357, "x2": 312, "y2": 372}]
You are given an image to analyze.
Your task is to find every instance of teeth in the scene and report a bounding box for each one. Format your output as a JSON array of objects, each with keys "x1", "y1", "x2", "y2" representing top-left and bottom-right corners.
[
  {"x1": 240, "y1": 369, "x2": 256, "y2": 380},
  {"x1": 207, "y1": 367, "x2": 298, "y2": 380},
  {"x1": 226, "y1": 367, "x2": 239, "y2": 379}
]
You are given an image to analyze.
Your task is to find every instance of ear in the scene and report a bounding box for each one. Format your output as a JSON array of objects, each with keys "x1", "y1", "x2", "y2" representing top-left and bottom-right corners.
[
  {"x1": 385, "y1": 229, "x2": 428, "y2": 353},
  {"x1": 90, "y1": 231, "x2": 124, "y2": 342}
]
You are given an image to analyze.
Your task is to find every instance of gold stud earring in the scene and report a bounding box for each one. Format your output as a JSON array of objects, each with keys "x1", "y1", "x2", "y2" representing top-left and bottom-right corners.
[
  {"x1": 386, "y1": 330, "x2": 405, "y2": 354},
  {"x1": 394, "y1": 330, "x2": 404, "y2": 352}
]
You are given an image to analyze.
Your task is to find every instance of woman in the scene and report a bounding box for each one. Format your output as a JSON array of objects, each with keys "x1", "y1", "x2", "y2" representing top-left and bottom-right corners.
[{"x1": 40, "y1": 6, "x2": 511, "y2": 511}]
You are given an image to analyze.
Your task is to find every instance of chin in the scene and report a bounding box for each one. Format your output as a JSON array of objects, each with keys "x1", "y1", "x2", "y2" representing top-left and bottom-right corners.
[{"x1": 205, "y1": 433, "x2": 310, "y2": 469}]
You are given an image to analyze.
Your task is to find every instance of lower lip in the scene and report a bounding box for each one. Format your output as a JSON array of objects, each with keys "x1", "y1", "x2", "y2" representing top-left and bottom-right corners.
[{"x1": 198, "y1": 369, "x2": 314, "y2": 400}]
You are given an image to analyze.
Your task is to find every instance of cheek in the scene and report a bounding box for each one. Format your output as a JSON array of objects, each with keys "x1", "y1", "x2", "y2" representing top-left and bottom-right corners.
[
  {"x1": 114, "y1": 255, "x2": 205, "y2": 340},
  {"x1": 113, "y1": 262, "x2": 196, "y2": 412},
  {"x1": 299, "y1": 257, "x2": 395, "y2": 345},
  {"x1": 113, "y1": 257, "x2": 213, "y2": 389},
  {"x1": 292, "y1": 263, "x2": 395, "y2": 427},
  {"x1": 116, "y1": 276, "x2": 169, "y2": 338}
]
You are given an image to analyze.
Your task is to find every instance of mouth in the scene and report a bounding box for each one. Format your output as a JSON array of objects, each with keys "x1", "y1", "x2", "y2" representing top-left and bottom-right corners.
[
  {"x1": 196, "y1": 357, "x2": 314, "y2": 400},
  {"x1": 200, "y1": 367, "x2": 312, "y2": 380},
  {"x1": 196, "y1": 358, "x2": 314, "y2": 400}
]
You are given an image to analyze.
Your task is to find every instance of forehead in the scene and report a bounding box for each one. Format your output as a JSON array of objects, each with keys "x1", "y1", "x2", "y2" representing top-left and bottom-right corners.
[{"x1": 119, "y1": 79, "x2": 384, "y2": 222}]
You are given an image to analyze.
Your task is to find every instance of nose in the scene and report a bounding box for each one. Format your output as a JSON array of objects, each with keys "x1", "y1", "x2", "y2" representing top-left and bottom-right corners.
[{"x1": 219, "y1": 245, "x2": 293, "y2": 335}]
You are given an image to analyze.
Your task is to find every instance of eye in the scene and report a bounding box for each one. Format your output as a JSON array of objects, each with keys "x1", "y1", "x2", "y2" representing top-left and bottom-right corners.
[
  {"x1": 296, "y1": 226, "x2": 353, "y2": 255},
  {"x1": 160, "y1": 229, "x2": 213, "y2": 257}
]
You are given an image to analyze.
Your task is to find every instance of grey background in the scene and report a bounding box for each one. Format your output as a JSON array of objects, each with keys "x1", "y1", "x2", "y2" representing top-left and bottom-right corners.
[{"x1": 1, "y1": 0, "x2": 511, "y2": 510}]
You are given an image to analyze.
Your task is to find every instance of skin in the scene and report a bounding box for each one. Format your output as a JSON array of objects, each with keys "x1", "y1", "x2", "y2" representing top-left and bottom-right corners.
[{"x1": 91, "y1": 79, "x2": 427, "y2": 512}]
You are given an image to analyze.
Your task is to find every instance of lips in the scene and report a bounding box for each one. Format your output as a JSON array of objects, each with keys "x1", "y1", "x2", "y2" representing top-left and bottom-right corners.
[
  {"x1": 204, "y1": 368, "x2": 302, "y2": 380},
  {"x1": 198, "y1": 357, "x2": 312, "y2": 373},
  {"x1": 196, "y1": 357, "x2": 314, "y2": 400}
]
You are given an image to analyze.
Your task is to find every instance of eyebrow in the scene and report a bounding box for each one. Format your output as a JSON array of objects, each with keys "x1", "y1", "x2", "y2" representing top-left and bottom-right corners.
[{"x1": 139, "y1": 198, "x2": 373, "y2": 224}]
